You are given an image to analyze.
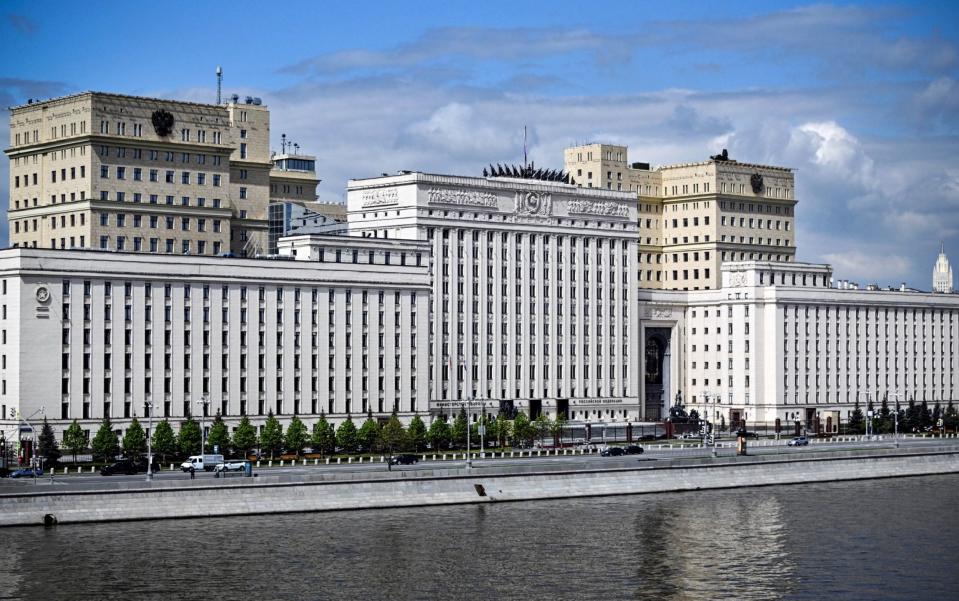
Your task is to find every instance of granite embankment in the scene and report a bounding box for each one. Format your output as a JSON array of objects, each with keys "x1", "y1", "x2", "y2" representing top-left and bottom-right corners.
[{"x1": 2, "y1": 447, "x2": 957, "y2": 527}]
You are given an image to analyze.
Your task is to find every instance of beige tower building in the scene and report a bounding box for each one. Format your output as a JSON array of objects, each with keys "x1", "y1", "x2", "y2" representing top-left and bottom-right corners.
[
  {"x1": 6, "y1": 92, "x2": 273, "y2": 256},
  {"x1": 565, "y1": 143, "x2": 797, "y2": 290}
]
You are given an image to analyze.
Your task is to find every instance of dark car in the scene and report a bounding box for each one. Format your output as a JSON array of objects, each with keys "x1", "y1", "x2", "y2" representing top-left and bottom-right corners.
[
  {"x1": 787, "y1": 436, "x2": 809, "y2": 447},
  {"x1": 100, "y1": 458, "x2": 159, "y2": 476},
  {"x1": 389, "y1": 454, "x2": 419, "y2": 466},
  {"x1": 9, "y1": 467, "x2": 42, "y2": 478},
  {"x1": 736, "y1": 430, "x2": 761, "y2": 439},
  {"x1": 624, "y1": 445, "x2": 645, "y2": 455},
  {"x1": 100, "y1": 459, "x2": 139, "y2": 476},
  {"x1": 600, "y1": 446, "x2": 625, "y2": 457}
]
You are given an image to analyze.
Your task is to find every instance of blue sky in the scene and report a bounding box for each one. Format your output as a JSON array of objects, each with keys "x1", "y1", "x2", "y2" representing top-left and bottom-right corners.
[{"x1": 2, "y1": 0, "x2": 958, "y2": 287}]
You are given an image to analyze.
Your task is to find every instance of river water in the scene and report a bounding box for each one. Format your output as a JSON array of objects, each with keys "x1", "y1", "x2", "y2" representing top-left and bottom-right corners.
[{"x1": 2, "y1": 474, "x2": 957, "y2": 600}]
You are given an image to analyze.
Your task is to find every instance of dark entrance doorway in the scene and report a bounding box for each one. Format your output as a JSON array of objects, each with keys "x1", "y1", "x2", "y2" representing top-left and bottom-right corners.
[
  {"x1": 556, "y1": 399, "x2": 569, "y2": 420},
  {"x1": 529, "y1": 399, "x2": 542, "y2": 420},
  {"x1": 644, "y1": 328, "x2": 671, "y2": 420}
]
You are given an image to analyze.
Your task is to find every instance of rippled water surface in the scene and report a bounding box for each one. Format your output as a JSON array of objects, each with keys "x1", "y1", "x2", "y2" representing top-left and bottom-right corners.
[{"x1": 2, "y1": 474, "x2": 957, "y2": 600}]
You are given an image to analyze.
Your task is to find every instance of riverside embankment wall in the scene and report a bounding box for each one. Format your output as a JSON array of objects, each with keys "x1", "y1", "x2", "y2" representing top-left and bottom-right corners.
[{"x1": 2, "y1": 450, "x2": 958, "y2": 527}]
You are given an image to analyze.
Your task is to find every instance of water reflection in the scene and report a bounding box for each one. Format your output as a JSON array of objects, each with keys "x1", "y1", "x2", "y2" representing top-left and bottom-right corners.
[
  {"x1": 1, "y1": 475, "x2": 956, "y2": 601},
  {"x1": 631, "y1": 493, "x2": 795, "y2": 601}
]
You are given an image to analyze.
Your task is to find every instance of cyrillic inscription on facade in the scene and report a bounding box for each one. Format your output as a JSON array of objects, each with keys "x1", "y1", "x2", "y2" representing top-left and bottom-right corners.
[
  {"x1": 361, "y1": 188, "x2": 399, "y2": 208},
  {"x1": 427, "y1": 188, "x2": 498, "y2": 208},
  {"x1": 567, "y1": 200, "x2": 629, "y2": 218}
]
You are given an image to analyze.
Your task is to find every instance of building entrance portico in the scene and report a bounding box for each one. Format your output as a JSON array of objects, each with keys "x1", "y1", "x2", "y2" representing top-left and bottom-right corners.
[{"x1": 644, "y1": 327, "x2": 672, "y2": 420}]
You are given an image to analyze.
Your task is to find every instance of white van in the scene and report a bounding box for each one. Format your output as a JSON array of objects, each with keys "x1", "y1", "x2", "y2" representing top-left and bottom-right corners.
[{"x1": 180, "y1": 454, "x2": 225, "y2": 472}]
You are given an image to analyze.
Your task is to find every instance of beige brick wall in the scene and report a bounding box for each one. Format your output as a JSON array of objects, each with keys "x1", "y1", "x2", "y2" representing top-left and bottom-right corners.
[{"x1": 6, "y1": 93, "x2": 278, "y2": 256}]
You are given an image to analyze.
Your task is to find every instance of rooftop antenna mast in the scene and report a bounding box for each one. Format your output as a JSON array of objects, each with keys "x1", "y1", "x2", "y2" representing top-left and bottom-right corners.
[
  {"x1": 523, "y1": 125, "x2": 528, "y2": 167},
  {"x1": 281, "y1": 133, "x2": 287, "y2": 154},
  {"x1": 216, "y1": 66, "x2": 223, "y2": 104}
]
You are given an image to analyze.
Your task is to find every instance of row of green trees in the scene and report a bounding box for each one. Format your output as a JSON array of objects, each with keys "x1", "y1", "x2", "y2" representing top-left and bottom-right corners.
[
  {"x1": 848, "y1": 398, "x2": 958, "y2": 434},
  {"x1": 45, "y1": 409, "x2": 571, "y2": 465}
]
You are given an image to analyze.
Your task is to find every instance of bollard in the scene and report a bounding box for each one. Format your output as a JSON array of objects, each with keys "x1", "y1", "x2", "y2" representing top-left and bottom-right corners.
[
  {"x1": 337, "y1": 457, "x2": 341, "y2": 464},
  {"x1": 347, "y1": 457, "x2": 352, "y2": 464},
  {"x1": 314, "y1": 458, "x2": 318, "y2": 465},
  {"x1": 303, "y1": 459, "x2": 307, "y2": 466},
  {"x1": 63, "y1": 467, "x2": 67, "y2": 475},
  {"x1": 77, "y1": 466, "x2": 81, "y2": 474},
  {"x1": 442, "y1": 454, "x2": 447, "y2": 461},
  {"x1": 91, "y1": 466, "x2": 95, "y2": 473},
  {"x1": 432, "y1": 454, "x2": 436, "y2": 461},
  {"x1": 269, "y1": 460, "x2": 273, "y2": 467},
  {"x1": 256, "y1": 460, "x2": 261, "y2": 468},
  {"x1": 280, "y1": 460, "x2": 284, "y2": 467}
]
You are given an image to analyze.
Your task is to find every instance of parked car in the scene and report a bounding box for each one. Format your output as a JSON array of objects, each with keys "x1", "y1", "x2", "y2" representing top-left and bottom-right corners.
[
  {"x1": 736, "y1": 430, "x2": 761, "y2": 439},
  {"x1": 100, "y1": 458, "x2": 160, "y2": 476},
  {"x1": 600, "y1": 446, "x2": 625, "y2": 457},
  {"x1": 213, "y1": 460, "x2": 248, "y2": 473},
  {"x1": 787, "y1": 436, "x2": 809, "y2": 447},
  {"x1": 389, "y1": 454, "x2": 419, "y2": 466},
  {"x1": 9, "y1": 467, "x2": 43, "y2": 478},
  {"x1": 101, "y1": 459, "x2": 139, "y2": 475},
  {"x1": 624, "y1": 445, "x2": 645, "y2": 455}
]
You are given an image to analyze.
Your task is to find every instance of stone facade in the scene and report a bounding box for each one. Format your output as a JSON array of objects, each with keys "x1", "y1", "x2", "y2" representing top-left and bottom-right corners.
[
  {"x1": 565, "y1": 143, "x2": 796, "y2": 291},
  {"x1": 345, "y1": 172, "x2": 643, "y2": 422},
  {"x1": 6, "y1": 92, "x2": 274, "y2": 256},
  {"x1": 0, "y1": 242, "x2": 430, "y2": 440}
]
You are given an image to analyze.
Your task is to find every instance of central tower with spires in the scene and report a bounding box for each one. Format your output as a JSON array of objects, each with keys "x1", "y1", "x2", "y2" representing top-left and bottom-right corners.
[{"x1": 933, "y1": 242, "x2": 953, "y2": 293}]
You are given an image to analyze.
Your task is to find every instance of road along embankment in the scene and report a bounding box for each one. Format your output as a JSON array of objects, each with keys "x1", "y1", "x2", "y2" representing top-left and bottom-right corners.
[{"x1": 2, "y1": 447, "x2": 957, "y2": 527}]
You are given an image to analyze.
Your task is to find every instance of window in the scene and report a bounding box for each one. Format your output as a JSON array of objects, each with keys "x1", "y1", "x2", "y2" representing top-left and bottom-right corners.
[{"x1": 239, "y1": 187, "x2": 247, "y2": 200}]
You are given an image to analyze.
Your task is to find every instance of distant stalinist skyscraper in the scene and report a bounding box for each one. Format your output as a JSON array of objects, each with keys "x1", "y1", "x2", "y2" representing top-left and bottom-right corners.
[{"x1": 933, "y1": 242, "x2": 953, "y2": 293}]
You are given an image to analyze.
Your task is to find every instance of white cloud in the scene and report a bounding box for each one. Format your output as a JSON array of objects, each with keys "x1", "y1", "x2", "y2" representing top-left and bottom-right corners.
[{"x1": 791, "y1": 121, "x2": 876, "y2": 188}]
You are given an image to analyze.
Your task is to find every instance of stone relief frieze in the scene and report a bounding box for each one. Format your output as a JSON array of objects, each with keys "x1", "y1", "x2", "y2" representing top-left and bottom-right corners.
[
  {"x1": 567, "y1": 200, "x2": 629, "y2": 218},
  {"x1": 361, "y1": 188, "x2": 399, "y2": 208},
  {"x1": 515, "y1": 191, "x2": 552, "y2": 217},
  {"x1": 427, "y1": 188, "x2": 498, "y2": 208}
]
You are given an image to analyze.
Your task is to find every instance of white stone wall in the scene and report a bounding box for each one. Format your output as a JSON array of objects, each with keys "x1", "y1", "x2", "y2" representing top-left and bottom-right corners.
[
  {"x1": 646, "y1": 261, "x2": 959, "y2": 425},
  {"x1": 346, "y1": 172, "x2": 642, "y2": 421},
  {"x1": 0, "y1": 246, "x2": 430, "y2": 439}
]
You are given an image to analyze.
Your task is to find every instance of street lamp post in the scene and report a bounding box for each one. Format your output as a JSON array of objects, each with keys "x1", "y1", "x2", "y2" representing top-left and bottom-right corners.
[
  {"x1": 465, "y1": 398, "x2": 471, "y2": 471},
  {"x1": 700, "y1": 390, "x2": 717, "y2": 457},
  {"x1": 858, "y1": 390, "x2": 872, "y2": 440},
  {"x1": 195, "y1": 396, "x2": 210, "y2": 458},
  {"x1": 479, "y1": 407, "x2": 486, "y2": 459},
  {"x1": 889, "y1": 391, "x2": 903, "y2": 448},
  {"x1": 144, "y1": 399, "x2": 154, "y2": 481},
  {"x1": 17, "y1": 407, "x2": 45, "y2": 482}
]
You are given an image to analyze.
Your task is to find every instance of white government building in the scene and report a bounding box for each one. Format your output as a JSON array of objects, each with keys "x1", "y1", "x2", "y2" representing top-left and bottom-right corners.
[{"x1": 2, "y1": 96, "x2": 958, "y2": 443}]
